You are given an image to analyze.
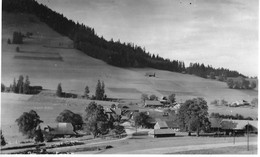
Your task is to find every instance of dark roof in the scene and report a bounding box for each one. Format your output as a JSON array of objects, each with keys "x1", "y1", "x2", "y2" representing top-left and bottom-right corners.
[
  {"x1": 165, "y1": 121, "x2": 179, "y2": 128},
  {"x1": 154, "y1": 129, "x2": 175, "y2": 135},
  {"x1": 145, "y1": 101, "x2": 163, "y2": 106},
  {"x1": 209, "y1": 118, "x2": 222, "y2": 128}
]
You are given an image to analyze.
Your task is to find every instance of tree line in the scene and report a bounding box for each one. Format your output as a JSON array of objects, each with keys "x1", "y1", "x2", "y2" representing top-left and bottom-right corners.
[
  {"x1": 210, "y1": 112, "x2": 253, "y2": 120},
  {"x1": 2, "y1": 0, "x2": 245, "y2": 78},
  {"x1": 2, "y1": 75, "x2": 42, "y2": 94},
  {"x1": 186, "y1": 63, "x2": 245, "y2": 79}
]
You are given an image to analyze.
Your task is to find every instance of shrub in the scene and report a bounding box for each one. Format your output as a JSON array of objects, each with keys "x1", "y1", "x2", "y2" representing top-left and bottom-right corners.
[
  {"x1": 1, "y1": 83, "x2": 5, "y2": 92},
  {"x1": 56, "y1": 83, "x2": 62, "y2": 97},
  {"x1": 1, "y1": 130, "x2": 7, "y2": 146},
  {"x1": 168, "y1": 93, "x2": 176, "y2": 104},
  {"x1": 250, "y1": 81, "x2": 257, "y2": 89},
  {"x1": 220, "y1": 99, "x2": 228, "y2": 106},
  {"x1": 251, "y1": 98, "x2": 258, "y2": 107},
  {"x1": 149, "y1": 94, "x2": 157, "y2": 100},
  {"x1": 7, "y1": 38, "x2": 11, "y2": 44},
  {"x1": 210, "y1": 100, "x2": 219, "y2": 105}
]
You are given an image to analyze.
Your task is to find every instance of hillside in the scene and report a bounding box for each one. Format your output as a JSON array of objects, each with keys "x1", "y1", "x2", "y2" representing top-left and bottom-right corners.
[
  {"x1": 1, "y1": 11, "x2": 258, "y2": 103},
  {"x1": 1, "y1": 11, "x2": 258, "y2": 144}
]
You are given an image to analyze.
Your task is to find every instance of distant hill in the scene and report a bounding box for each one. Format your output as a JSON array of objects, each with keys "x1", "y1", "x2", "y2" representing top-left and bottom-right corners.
[{"x1": 2, "y1": 0, "x2": 245, "y2": 79}]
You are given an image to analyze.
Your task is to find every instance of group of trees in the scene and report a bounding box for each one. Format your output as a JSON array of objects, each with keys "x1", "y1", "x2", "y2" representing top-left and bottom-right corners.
[
  {"x1": 94, "y1": 80, "x2": 106, "y2": 100},
  {"x1": 210, "y1": 112, "x2": 253, "y2": 120},
  {"x1": 251, "y1": 98, "x2": 258, "y2": 107},
  {"x1": 2, "y1": 0, "x2": 246, "y2": 79},
  {"x1": 12, "y1": 31, "x2": 23, "y2": 44},
  {"x1": 56, "y1": 80, "x2": 106, "y2": 100},
  {"x1": 227, "y1": 77, "x2": 257, "y2": 89},
  {"x1": 9, "y1": 75, "x2": 31, "y2": 94},
  {"x1": 186, "y1": 63, "x2": 244, "y2": 79},
  {"x1": 210, "y1": 99, "x2": 228, "y2": 106},
  {"x1": 15, "y1": 101, "x2": 125, "y2": 142},
  {"x1": 84, "y1": 101, "x2": 124, "y2": 137}
]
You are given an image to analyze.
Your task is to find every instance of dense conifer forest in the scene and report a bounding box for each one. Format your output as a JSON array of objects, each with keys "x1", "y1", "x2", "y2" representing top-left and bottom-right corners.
[{"x1": 3, "y1": 0, "x2": 245, "y2": 78}]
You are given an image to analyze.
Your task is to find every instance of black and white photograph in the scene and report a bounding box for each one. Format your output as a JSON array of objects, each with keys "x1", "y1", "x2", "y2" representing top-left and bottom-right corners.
[{"x1": 0, "y1": 0, "x2": 258, "y2": 154}]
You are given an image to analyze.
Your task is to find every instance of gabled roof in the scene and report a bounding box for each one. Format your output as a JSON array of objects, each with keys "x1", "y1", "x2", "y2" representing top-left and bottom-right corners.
[
  {"x1": 156, "y1": 121, "x2": 168, "y2": 128},
  {"x1": 154, "y1": 129, "x2": 175, "y2": 135}
]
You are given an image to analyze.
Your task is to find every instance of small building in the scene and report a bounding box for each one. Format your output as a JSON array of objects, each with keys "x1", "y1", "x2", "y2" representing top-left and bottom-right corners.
[
  {"x1": 153, "y1": 129, "x2": 176, "y2": 138},
  {"x1": 145, "y1": 100, "x2": 164, "y2": 108},
  {"x1": 145, "y1": 72, "x2": 156, "y2": 77},
  {"x1": 40, "y1": 123, "x2": 76, "y2": 137}
]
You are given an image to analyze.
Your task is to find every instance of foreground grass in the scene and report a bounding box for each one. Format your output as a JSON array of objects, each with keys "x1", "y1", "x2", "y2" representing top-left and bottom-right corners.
[{"x1": 170, "y1": 145, "x2": 257, "y2": 154}]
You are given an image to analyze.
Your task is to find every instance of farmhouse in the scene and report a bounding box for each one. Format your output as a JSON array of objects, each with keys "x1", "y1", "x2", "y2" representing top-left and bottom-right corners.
[
  {"x1": 152, "y1": 120, "x2": 178, "y2": 137},
  {"x1": 220, "y1": 119, "x2": 258, "y2": 135},
  {"x1": 145, "y1": 100, "x2": 164, "y2": 108},
  {"x1": 230, "y1": 100, "x2": 250, "y2": 107}
]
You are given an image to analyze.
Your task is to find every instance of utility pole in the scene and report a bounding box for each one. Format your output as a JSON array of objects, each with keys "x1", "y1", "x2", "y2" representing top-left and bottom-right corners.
[
  {"x1": 247, "y1": 121, "x2": 249, "y2": 151},
  {"x1": 233, "y1": 130, "x2": 235, "y2": 144}
]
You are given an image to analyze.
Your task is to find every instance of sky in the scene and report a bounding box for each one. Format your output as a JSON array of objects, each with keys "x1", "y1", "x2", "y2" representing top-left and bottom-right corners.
[{"x1": 37, "y1": 0, "x2": 258, "y2": 77}]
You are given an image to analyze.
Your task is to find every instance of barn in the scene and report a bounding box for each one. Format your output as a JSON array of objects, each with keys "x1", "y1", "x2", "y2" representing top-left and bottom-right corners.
[{"x1": 40, "y1": 123, "x2": 76, "y2": 136}]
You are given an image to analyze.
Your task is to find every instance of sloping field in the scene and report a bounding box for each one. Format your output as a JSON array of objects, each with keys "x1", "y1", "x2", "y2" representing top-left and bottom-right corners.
[{"x1": 1, "y1": 12, "x2": 258, "y2": 111}]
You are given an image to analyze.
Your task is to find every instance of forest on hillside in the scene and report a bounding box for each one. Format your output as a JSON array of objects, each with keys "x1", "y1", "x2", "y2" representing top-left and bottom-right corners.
[{"x1": 3, "y1": 0, "x2": 245, "y2": 79}]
